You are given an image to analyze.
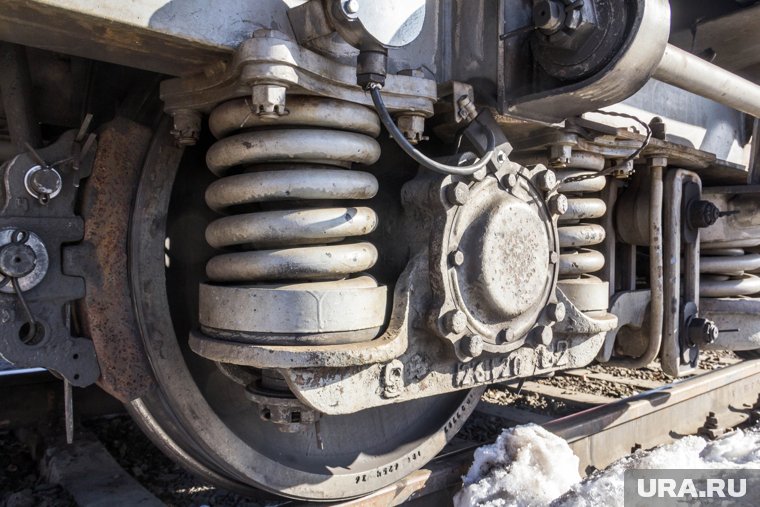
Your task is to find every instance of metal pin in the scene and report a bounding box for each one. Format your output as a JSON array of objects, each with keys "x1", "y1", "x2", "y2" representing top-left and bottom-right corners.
[
  {"x1": 75, "y1": 113, "x2": 94, "y2": 143},
  {"x1": 64, "y1": 379, "x2": 74, "y2": 444},
  {"x1": 314, "y1": 420, "x2": 324, "y2": 450}
]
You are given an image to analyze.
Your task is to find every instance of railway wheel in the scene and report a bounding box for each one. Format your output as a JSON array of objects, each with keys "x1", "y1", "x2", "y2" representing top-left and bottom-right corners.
[{"x1": 93, "y1": 118, "x2": 482, "y2": 501}]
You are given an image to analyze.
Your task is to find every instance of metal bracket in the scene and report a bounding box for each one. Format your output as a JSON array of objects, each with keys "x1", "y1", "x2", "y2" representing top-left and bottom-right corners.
[{"x1": 0, "y1": 130, "x2": 100, "y2": 386}]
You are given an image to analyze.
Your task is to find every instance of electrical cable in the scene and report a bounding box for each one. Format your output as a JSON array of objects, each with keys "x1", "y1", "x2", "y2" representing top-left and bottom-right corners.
[{"x1": 369, "y1": 85, "x2": 496, "y2": 176}]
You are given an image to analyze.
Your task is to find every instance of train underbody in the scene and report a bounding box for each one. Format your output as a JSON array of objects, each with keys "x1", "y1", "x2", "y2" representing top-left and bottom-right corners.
[{"x1": 2, "y1": 0, "x2": 760, "y2": 501}]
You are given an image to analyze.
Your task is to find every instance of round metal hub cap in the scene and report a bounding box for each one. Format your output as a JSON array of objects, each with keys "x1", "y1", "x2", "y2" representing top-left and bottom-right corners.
[{"x1": 477, "y1": 199, "x2": 551, "y2": 318}]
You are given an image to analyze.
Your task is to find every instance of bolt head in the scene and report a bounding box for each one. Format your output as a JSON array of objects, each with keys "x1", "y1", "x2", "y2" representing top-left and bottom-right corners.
[
  {"x1": 30, "y1": 168, "x2": 62, "y2": 197},
  {"x1": 536, "y1": 326, "x2": 553, "y2": 346},
  {"x1": 444, "y1": 310, "x2": 468, "y2": 334},
  {"x1": 537, "y1": 170, "x2": 557, "y2": 191},
  {"x1": 502, "y1": 173, "x2": 518, "y2": 190},
  {"x1": 461, "y1": 335, "x2": 484, "y2": 358},
  {"x1": 549, "y1": 251, "x2": 560, "y2": 264},
  {"x1": 496, "y1": 151, "x2": 508, "y2": 165},
  {"x1": 343, "y1": 0, "x2": 360, "y2": 15},
  {"x1": 449, "y1": 250, "x2": 465, "y2": 267},
  {"x1": 446, "y1": 182, "x2": 470, "y2": 206},
  {"x1": 0, "y1": 244, "x2": 36, "y2": 278},
  {"x1": 501, "y1": 328, "x2": 516, "y2": 343},
  {"x1": 251, "y1": 84, "x2": 287, "y2": 119},
  {"x1": 549, "y1": 194, "x2": 569, "y2": 216},
  {"x1": 546, "y1": 302, "x2": 566, "y2": 323}
]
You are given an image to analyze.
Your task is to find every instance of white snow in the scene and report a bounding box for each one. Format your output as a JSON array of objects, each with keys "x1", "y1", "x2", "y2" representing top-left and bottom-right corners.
[{"x1": 454, "y1": 424, "x2": 760, "y2": 507}]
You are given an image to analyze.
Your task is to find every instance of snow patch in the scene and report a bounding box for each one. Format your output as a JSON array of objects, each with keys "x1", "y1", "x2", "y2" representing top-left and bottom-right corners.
[
  {"x1": 455, "y1": 425, "x2": 760, "y2": 507},
  {"x1": 454, "y1": 424, "x2": 581, "y2": 507}
]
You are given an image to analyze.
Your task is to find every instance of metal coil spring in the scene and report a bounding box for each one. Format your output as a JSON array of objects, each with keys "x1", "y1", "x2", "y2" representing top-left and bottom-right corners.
[
  {"x1": 700, "y1": 247, "x2": 760, "y2": 298},
  {"x1": 204, "y1": 96, "x2": 383, "y2": 288},
  {"x1": 556, "y1": 155, "x2": 608, "y2": 280}
]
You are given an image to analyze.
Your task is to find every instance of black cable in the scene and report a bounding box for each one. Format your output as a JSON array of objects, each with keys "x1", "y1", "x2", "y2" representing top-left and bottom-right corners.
[
  {"x1": 562, "y1": 110, "x2": 652, "y2": 184},
  {"x1": 369, "y1": 85, "x2": 496, "y2": 176}
]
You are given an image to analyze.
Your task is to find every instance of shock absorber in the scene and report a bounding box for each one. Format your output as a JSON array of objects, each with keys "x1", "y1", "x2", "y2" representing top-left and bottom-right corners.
[{"x1": 197, "y1": 96, "x2": 389, "y2": 347}]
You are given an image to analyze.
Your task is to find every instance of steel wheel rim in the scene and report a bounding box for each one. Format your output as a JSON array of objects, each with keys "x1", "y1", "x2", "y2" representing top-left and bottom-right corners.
[{"x1": 126, "y1": 119, "x2": 482, "y2": 500}]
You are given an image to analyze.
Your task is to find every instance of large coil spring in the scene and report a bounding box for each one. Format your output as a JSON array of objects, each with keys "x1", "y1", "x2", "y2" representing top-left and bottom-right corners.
[
  {"x1": 199, "y1": 96, "x2": 390, "y2": 344},
  {"x1": 700, "y1": 247, "x2": 760, "y2": 298},
  {"x1": 556, "y1": 154, "x2": 608, "y2": 280},
  {"x1": 204, "y1": 96, "x2": 382, "y2": 285}
]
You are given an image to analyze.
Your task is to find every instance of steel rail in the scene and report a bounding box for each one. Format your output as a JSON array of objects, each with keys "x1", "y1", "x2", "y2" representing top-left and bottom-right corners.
[{"x1": 336, "y1": 359, "x2": 760, "y2": 506}]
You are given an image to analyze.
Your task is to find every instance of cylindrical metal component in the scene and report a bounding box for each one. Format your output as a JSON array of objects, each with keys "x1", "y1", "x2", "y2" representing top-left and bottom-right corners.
[
  {"x1": 654, "y1": 44, "x2": 760, "y2": 119},
  {"x1": 700, "y1": 248, "x2": 760, "y2": 298},
  {"x1": 200, "y1": 96, "x2": 387, "y2": 346},
  {"x1": 0, "y1": 43, "x2": 42, "y2": 151},
  {"x1": 554, "y1": 153, "x2": 608, "y2": 281}
]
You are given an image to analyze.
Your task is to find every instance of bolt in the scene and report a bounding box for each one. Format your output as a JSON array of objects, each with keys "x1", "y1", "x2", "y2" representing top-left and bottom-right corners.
[
  {"x1": 536, "y1": 169, "x2": 557, "y2": 192},
  {"x1": 0, "y1": 243, "x2": 36, "y2": 278},
  {"x1": 250, "y1": 84, "x2": 288, "y2": 119},
  {"x1": 549, "y1": 144, "x2": 572, "y2": 167},
  {"x1": 502, "y1": 173, "x2": 518, "y2": 190},
  {"x1": 546, "y1": 302, "x2": 566, "y2": 323},
  {"x1": 461, "y1": 335, "x2": 484, "y2": 358},
  {"x1": 533, "y1": 0, "x2": 565, "y2": 33},
  {"x1": 548, "y1": 194, "x2": 569, "y2": 216},
  {"x1": 501, "y1": 328, "x2": 516, "y2": 344},
  {"x1": 446, "y1": 182, "x2": 470, "y2": 206},
  {"x1": 536, "y1": 326, "x2": 553, "y2": 346},
  {"x1": 29, "y1": 167, "x2": 62, "y2": 200},
  {"x1": 397, "y1": 114, "x2": 427, "y2": 145},
  {"x1": 342, "y1": 0, "x2": 360, "y2": 15},
  {"x1": 688, "y1": 318, "x2": 719, "y2": 347},
  {"x1": 496, "y1": 151, "x2": 508, "y2": 165},
  {"x1": 688, "y1": 200, "x2": 722, "y2": 230},
  {"x1": 170, "y1": 109, "x2": 202, "y2": 146},
  {"x1": 444, "y1": 310, "x2": 468, "y2": 334},
  {"x1": 457, "y1": 95, "x2": 478, "y2": 124},
  {"x1": 549, "y1": 251, "x2": 560, "y2": 264},
  {"x1": 449, "y1": 250, "x2": 465, "y2": 267}
]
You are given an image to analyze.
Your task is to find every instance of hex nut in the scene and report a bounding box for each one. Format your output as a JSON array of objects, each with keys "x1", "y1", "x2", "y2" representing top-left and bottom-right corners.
[
  {"x1": 444, "y1": 310, "x2": 468, "y2": 334},
  {"x1": 446, "y1": 182, "x2": 470, "y2": 206},
  {"x1": 549, "y1": 194, "x2": 569, "y2": 216},
  {"x1": 170, "y1": 109, "x2": 202, "y2": 147},
  {"x1": 449, "y1": 250, "x2": 465, "y2": 267},
  {"x1": 536, "y1": 326, "x2": 553, "y2": 346},
  {"x1": 502, "y1": 173, "x2": 518, "y2": 190},
  {"x1": 397, "y1": 114, "x2": 427, "y2": 145},
  {"x1": 501, "y1": 328, "x2": 516, "y2": 343},
  {"x1": 343, "y1": 0, "x2": 360, "y2": 15},
  {"x1": 461, "y1": 335, "x2": 484, "y2": 358},
  {"x1": 549, "y1": 251, "x2": 560, "y2": 264},
  {"x1": 537, "y1": 169, "x2": 557, "y2": 191},
  {"x1": 251, "y1": 84, "x2": 288, "y2": 118},
  {"x1": 546, "y1": 302, "x2": 566, "y2": 323}
]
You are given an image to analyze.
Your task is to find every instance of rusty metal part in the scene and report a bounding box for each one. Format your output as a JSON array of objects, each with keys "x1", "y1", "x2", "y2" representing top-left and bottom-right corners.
[{"x1": 68, "y1": 118, "x2": 155, "y2": 401}]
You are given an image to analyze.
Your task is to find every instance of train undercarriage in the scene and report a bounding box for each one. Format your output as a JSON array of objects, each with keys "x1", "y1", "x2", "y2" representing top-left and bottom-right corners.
[{"x1": 2, "y1": 0, "x2": 760, "y2": 501}]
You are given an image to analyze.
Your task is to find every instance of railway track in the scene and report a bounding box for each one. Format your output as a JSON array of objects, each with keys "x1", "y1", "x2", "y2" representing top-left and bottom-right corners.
[{"x1": 2, "y1": 357, "x2": 759, "y2": 506}]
